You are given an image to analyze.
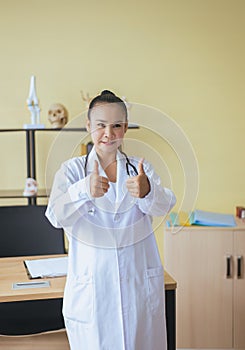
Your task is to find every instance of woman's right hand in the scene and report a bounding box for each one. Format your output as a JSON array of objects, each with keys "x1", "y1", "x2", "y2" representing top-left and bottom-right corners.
[{"x1": 90, "y1": 160, "x2": 110, "y2": 198}]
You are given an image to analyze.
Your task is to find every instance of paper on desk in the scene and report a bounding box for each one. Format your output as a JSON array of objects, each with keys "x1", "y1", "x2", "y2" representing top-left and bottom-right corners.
[{"x1": 24, "y1": 257, "x2": 68, "y2": 278}]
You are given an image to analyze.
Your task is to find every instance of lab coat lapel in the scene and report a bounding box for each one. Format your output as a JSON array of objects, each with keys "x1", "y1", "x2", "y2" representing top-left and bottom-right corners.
[{"x1": 86, "y1": 147, "x2": 102, "y2": 176}]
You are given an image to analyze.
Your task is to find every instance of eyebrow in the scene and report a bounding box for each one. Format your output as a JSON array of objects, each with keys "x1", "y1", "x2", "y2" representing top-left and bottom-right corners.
[{"x1": 95, "y1": 119, "x2": 125, "y2": 123}]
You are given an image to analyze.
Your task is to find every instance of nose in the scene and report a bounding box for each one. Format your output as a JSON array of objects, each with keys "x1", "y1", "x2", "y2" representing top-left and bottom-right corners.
[{"x1": 104, "y1": 125, "x2": 115, "y2": 139}]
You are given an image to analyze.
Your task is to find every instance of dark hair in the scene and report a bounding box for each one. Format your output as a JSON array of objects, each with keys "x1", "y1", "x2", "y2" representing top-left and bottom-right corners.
[{"x1": 88, "y1": 90, "x2": 128, "y2": 120}]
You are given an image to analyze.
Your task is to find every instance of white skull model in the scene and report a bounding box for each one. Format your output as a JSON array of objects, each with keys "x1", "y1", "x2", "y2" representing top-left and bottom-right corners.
[
  {"x1": 23, "y1": 177, "x2": 38, "y2": 197},
  {"x1": 48, "y1": 103, "x2": 68, "y2": 128}
]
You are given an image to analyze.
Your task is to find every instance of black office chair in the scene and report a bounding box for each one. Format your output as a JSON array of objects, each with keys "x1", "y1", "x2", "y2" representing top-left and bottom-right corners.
[{"x1": 0, "y1": 205, "x2": 66, "y2": 335}]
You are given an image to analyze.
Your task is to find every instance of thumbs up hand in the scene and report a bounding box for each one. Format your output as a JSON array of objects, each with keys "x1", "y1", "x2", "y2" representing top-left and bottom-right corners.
[
  {"x1": 126, "y1": 158, "x2": 150, "y2": 198},
  {"x1": 90, "y1": 160, "x2": 110, "y2": 198}
]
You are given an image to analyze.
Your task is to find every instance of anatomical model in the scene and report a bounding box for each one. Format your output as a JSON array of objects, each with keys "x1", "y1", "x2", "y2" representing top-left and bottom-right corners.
[
  {"x1": 23, "y1": 177, "x2": 38, "y2": 196},
  {"x1": 24, "y1": 75, "x2": 44, "y2": 128},
  {"x1": 48, "y1": 103, "x2": 68, "y2": 128}
]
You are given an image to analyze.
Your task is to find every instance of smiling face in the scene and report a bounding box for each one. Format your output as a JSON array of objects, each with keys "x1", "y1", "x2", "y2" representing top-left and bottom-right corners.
[{"x1": 86, "y1": 102, "x2": 128, "y2": 158}]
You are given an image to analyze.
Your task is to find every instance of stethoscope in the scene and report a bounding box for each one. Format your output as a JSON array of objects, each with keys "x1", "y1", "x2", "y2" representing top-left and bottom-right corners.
[{"x1": 84, "y1": 150, "x2": 138, "y2": 177}]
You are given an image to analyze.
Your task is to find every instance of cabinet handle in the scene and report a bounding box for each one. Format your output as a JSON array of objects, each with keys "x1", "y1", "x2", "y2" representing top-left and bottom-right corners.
[
  {"x1": 237, "y1": 256, "x2": 243, "y2": 279},
  {"x1": 226, "y1": 255, "x2": 232, "y2": 278}
]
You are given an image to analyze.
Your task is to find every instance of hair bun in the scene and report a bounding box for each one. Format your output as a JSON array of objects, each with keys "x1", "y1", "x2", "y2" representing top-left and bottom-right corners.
[
  {"x1": 88, "y1": 89, "x2": 128, "y2": 120},
  {"x1": 101, "y1": 90, "x2": 115, "y2": 96}
]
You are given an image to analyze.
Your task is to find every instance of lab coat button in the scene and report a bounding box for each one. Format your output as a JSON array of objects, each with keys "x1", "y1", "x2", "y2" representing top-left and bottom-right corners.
[{"x1": 88, "y1": 207, "x2": 95, "y2": 216}]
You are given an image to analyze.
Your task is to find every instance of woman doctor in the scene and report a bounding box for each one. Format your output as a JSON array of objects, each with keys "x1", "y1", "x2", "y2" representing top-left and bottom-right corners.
[{"x1": 46, "y1": 90, "x2": 176, "y2": 350}]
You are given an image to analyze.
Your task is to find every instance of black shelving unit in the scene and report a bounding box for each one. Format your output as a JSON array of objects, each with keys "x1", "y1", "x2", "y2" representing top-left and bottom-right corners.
[{"x1": 0, "y1": 125, "x2": 139, "y2": 205}]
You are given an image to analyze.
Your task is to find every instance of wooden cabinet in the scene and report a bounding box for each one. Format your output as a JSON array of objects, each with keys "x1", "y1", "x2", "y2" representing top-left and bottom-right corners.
[
  {"x1": 233, "y1": 231, "x2": 245, "y2": 349},
  {"x1": 164, "y1": 219, "x2": 245, "y2": 349}
]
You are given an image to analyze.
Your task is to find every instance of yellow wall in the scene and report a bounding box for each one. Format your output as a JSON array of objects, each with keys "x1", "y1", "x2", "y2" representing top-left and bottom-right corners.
[{"x1": 1, "y1": 0, "x2": 245, "y2": 259}]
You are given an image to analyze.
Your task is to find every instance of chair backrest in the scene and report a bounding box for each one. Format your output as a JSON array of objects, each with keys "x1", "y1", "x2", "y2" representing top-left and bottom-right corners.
[{"x1": 0, "y1": 205, "x2": 65, "y2": 257}]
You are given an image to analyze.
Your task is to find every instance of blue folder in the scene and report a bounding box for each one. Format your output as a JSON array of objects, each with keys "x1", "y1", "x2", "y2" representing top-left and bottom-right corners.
[{"x1": 190, "y1": 210, "x2": 236, "y2": 227}]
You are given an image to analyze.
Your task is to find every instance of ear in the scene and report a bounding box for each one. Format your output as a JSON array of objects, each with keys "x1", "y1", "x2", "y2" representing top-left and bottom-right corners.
[
  {"x1": 124, "y1": 122, "x2": 128, "y2": 134},
  {"x1": 86, "y1": 118, "x2": 91, "y2": 132}
]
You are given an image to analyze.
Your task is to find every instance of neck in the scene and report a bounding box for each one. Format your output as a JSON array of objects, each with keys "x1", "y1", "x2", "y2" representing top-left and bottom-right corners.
[{"x1": 96, "y1": 150, "x2": 117, "y2": 169}]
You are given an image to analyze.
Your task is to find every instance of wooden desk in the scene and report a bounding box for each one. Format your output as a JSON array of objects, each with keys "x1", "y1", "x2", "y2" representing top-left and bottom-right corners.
[
  {"x1": 0, "y1": 255, "x2": 66, "y2": 303},
  {"x1": 0, "y1": 255, "x2": 176, "y2": 350}
]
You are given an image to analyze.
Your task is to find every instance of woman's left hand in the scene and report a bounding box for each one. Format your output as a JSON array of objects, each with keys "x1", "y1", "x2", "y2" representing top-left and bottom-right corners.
[{"x1": 126, "y1": 158, "x2": 150, "y2": 198}]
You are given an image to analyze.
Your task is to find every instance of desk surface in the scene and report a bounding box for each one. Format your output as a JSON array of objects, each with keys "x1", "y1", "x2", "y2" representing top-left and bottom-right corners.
[{"x1": 0, "y1": 254, "x2": 176, "y2": 303}]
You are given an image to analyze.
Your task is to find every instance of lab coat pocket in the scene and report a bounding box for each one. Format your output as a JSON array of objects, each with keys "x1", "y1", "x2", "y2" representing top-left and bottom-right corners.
[
  {"x1": 63, "y1": 274, "x2": 94, "y2": 324},
  {"x1": 146, "y1": 266, "x2": 164, "y2": 313}
]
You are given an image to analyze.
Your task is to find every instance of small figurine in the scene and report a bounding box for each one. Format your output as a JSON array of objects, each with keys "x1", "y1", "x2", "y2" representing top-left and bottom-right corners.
[
  {"x1": 23, "y1": 177, "x2": 38, "y2": 197},
  {"x1": 48, "y1": 103, "x2": 69, "y2": 128},
  {"x1": 24, "y1": 75, "x2": 44, "y2": 129},
  {"x1": 81, "y1": 90, "x2": 92, "y2": 108}
]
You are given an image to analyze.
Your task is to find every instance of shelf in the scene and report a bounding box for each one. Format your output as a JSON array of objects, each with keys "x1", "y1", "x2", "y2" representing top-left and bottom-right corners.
[
  {"x1": 1, "y1": 124, "x2": 139, "y2": 205},
  {"x1": 0, "y1": 128, "x2": 86, "y2": 132},
  {"x1": 0, "y1": 124, "x2": 139, "y2": 132},
  {"x1": 0, "y1": 189, "x2": 50, "y2": 199}
]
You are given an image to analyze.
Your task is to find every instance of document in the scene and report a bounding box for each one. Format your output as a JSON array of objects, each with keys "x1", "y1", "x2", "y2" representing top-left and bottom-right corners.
[{"x1": 24, "y1": 256, "x2": 68, "y2": 278}]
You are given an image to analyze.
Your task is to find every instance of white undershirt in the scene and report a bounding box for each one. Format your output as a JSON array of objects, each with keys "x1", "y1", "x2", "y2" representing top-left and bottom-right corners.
[{"x1": 109, "y1": 181, "x2": 117, "y2": 198}]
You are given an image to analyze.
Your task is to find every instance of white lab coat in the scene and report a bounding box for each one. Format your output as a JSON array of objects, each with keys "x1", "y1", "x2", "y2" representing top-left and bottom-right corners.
[{"x1": 46, "y1": 147, "x2": 176, "y2": 350}]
